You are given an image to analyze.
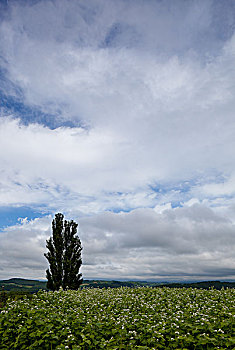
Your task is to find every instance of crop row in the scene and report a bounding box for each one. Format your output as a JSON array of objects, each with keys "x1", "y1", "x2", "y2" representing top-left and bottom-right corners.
[{"x1": 0, "y1": 287, "x2": 234, "y2": 349}]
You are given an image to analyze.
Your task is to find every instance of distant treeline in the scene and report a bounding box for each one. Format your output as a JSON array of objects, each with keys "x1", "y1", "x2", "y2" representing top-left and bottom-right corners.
[
  {"x1": 156, "y1": 280, "x2": 235, "y2": 290},
  {"x1": 1, "y1": 278, "x2": 235, "y2": 294}
]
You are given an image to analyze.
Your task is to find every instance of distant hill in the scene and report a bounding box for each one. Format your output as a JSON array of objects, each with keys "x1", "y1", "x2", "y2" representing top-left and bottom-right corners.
[
  {"x1": 0, "y1": 278, "x2": 161, "y2": 292},
  {"x1": 0, "y1": 278, "x2": 47, "y2": 293},
  {"x1": 81, "y1": 280, "x2": 162, "y2": 289},
  {"x1": 0, "y1": 278, "x2": 234, "y2": 292},
  {"x1": 157, "y1": 280, "x2": 235, "y2": 290}
]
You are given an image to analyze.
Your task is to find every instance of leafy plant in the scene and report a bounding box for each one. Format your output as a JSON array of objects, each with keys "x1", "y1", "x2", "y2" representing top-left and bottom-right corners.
[{"x1": 0, "y1": 287, "x2": 234, "y2": 349}]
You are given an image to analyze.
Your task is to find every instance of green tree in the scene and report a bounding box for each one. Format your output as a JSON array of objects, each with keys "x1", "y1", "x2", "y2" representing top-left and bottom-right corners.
[{"x1": 44, "y1": 213, "x2": 83, "y2": 290}]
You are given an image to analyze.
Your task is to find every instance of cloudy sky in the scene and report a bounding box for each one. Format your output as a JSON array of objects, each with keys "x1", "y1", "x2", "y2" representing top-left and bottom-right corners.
[{"x1": 0, "y1": 0, "x2": 235, "y2": 281}]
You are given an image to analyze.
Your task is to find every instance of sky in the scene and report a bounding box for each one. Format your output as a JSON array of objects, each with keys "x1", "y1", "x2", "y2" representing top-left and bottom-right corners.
[{"x1": 0, "y1": 0, "x2": 235, "y2": 281}]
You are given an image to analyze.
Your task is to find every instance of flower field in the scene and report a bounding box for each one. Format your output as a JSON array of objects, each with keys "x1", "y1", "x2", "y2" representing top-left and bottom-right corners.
[{"x1": 0, "y1": 287, "x2": 234, "y2": 349}]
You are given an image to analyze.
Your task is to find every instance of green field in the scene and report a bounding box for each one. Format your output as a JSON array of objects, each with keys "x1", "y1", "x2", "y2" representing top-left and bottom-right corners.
[{"x1": 0, "y1": 287, "x2": 234, "y2": 349}]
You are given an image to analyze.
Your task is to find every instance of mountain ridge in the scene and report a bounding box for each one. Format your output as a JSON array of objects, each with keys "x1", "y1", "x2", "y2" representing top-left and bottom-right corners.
[{"x1": 1, "y1": 278, "x2": 235, "y2": 292}]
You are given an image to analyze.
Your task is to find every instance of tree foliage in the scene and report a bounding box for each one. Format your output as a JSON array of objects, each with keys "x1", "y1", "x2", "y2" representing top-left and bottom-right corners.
[{"x1": 44, "y1": 213, "x2": 83, "y2": 290}]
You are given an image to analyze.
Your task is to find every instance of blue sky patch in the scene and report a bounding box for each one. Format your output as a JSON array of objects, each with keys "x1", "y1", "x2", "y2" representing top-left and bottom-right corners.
[
  {"x1": 0, "y1": 91, "x2": 79, "y2": 129},
  {"x1": 0, "y1": 206, "x2": 50, "y2": 231}
]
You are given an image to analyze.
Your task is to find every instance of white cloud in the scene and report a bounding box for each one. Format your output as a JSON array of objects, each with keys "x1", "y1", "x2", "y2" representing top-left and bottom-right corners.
[
  {"x1": 0, "y1": 0, "x2": 235, "y2": 279},
  {"x1": 153, "y1": 203, "x2": 172, "y2": 214},
  {"x1": 201, "y1": 174, "x2": 235, "y2": 196}
]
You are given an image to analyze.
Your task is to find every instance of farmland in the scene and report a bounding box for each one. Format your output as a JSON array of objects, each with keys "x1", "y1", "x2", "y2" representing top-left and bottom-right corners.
[{"x1": 0, "y1": 287, "x2": 234, "y2": 349}]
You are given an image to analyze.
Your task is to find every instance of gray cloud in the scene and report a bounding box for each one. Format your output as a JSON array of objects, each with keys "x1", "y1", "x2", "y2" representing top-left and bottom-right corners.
[
  {"x1": 0, "y1": 216, "x2": 51, "y2": 279},
  {"x1": 80, "y1": 205, "x2": 235, "y2": 253},
  {"x1": 2, "y1": 0, "x2": 234, "y2": 55},
  {"x1": 77, "y1": 205, "x2": 235, "y2": 280},
  {"x1": 0, "y1": 204, "x2": 234, "y2": 280}
]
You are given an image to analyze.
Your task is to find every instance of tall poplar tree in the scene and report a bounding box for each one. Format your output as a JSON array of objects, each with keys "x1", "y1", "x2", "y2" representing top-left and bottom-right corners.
[{"x1": 44, "y1": 213, "x2": 83, "y2": 290}]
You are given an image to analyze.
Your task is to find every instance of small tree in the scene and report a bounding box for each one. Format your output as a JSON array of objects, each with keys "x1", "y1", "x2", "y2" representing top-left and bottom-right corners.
[{"x1": 44, "y1": 213, "x2": 83, "y2": 290}]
